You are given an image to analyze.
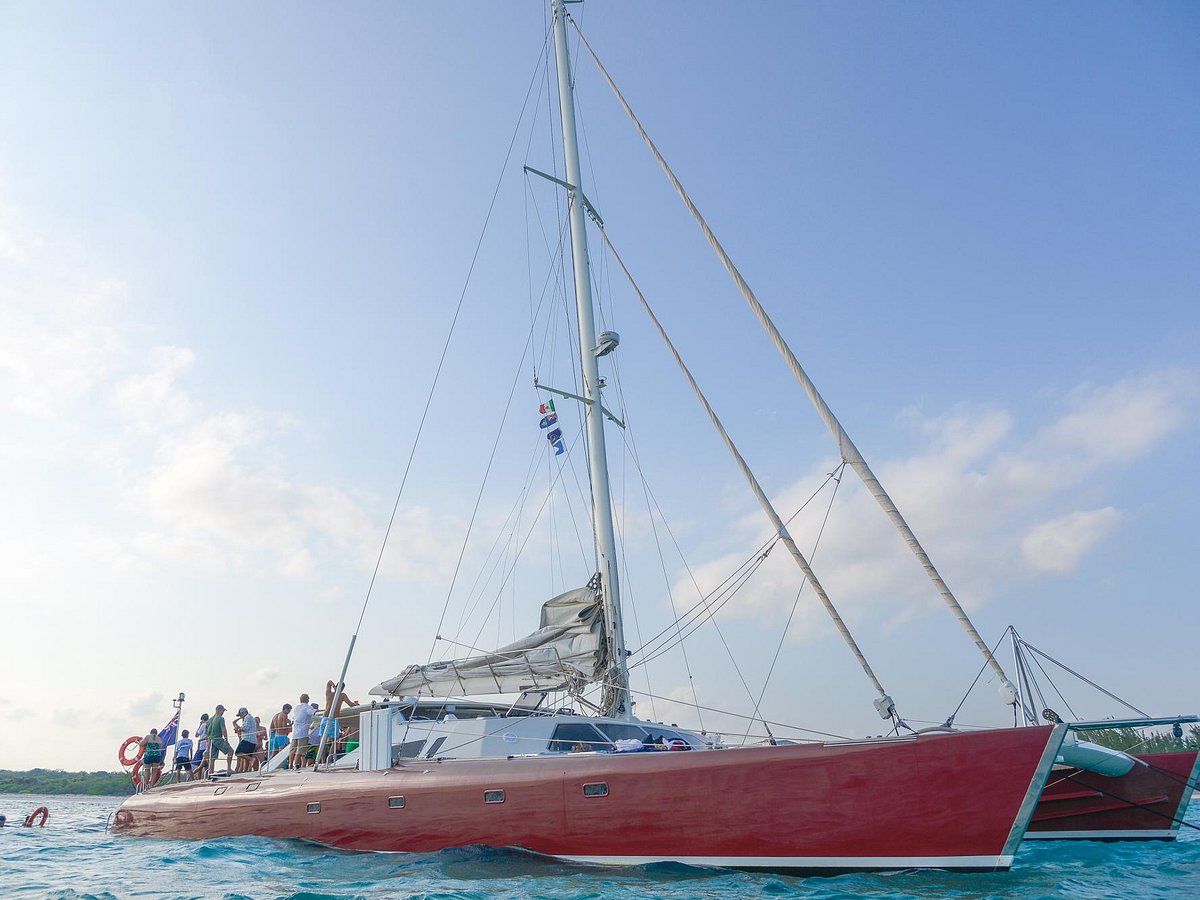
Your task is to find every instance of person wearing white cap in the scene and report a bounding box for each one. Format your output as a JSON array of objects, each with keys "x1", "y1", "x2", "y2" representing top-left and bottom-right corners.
[{"x1": 234, "y1": 707, "x2": 257, "y2": 773}]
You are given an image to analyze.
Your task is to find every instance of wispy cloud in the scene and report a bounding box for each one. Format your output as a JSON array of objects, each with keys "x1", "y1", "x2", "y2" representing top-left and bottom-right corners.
[
  {"x1": 673, "y1": 367, "x2": 1198, "y2": 636},
  {"x1": 0, "y1": 194, "x2": 466, "y2": 590},
  {"x1": 1021, "y1": 507, "x2": 1121, "y2": 574}
]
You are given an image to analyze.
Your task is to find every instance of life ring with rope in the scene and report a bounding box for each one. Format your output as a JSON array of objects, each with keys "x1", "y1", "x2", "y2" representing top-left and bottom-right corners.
[
  {"x1": 23, "y1": 806, "x2": 49, "y2": 827},
  {"x1": 118, "y1": 735, "x2": 144, "y2": 767}
]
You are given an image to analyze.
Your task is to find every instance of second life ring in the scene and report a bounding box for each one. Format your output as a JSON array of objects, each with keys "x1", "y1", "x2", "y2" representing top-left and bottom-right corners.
[
  {"x1": 23, "y1": 806, "x2": 49, "y2": 827},
  {"x1": 119, "y1": 735, "x2": 144, "y2": 767},
  {"x1": 130, "y1": 760, "x2": 143, "y2": 788}
]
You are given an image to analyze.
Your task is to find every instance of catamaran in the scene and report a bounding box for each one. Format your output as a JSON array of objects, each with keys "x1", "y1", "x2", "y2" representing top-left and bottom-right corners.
[{"x1": 113, "y1": 0, "x2": 1067, "y2": 873}]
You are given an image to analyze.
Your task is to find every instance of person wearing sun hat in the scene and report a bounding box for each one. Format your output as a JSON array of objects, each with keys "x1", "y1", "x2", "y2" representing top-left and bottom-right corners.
[{"x1": 206, "y1": 704, "x2": 234, "y2": 774}]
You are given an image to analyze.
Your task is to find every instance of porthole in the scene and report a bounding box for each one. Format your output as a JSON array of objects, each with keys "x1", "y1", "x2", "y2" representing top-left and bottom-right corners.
[
  {"x1": 582, "y1": 782, "x2": 609, "y2": 798},
  {"x1": 388, "y1": 796, "x2": 406, "y2": 809},
  {"x1": 483, "y1": 789, "x2": 505, "y2": 804},
  {"x1": 307, "y1": 802, "x2": 321, "y2": 814},
  {"x1": 214, "y1": 786, "x2": 227, "y2": 796},
  {"x1": 245, "y1": 782, "x2": 259, "y2": 792}
]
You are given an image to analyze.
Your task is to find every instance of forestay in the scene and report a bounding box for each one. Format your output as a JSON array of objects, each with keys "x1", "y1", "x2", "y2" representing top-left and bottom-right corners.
[{"x1": 370, "y1": 585, "x2": 607, "y2": 697}]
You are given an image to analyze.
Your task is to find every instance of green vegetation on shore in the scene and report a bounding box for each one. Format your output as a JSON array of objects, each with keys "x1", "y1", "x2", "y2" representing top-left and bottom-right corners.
[
  {"x1": 0, "y1": 768, "x2": 134, "y2": 796},
  {"x1": 1080, "y1": 724, "x2": 1200, "y2": 754}
]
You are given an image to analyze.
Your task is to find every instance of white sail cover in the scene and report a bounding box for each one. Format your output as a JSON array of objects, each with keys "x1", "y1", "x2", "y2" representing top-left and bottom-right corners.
[{"x1": 370, "y1": 585, "x2": 606, "y2": 698}]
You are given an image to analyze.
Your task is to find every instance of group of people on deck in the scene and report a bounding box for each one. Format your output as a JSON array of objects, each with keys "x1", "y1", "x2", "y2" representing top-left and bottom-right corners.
[{"x1": 137, "y1": 681, "x2": 357, "y2": 791}]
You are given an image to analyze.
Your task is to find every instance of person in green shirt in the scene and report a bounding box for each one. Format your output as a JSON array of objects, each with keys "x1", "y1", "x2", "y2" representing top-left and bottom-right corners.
[{"x1": 206, "y1": 704, "x2": 234, "y2": 774}]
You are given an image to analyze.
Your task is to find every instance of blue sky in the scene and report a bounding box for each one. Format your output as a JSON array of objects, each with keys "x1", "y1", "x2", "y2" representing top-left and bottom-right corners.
[{"x1": 1, "y1": 2, "x2": 1197, "y2": 770}]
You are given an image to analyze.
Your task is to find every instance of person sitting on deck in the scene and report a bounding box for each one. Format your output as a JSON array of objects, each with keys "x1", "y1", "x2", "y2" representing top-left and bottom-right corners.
[
  {"x1": 207, "y1": 705, "x2": 234, "y2": 774},
  {"x1": 172, "y1": 730, "x2": 193, "y2": 783},
  {"x1": 140, "y1": 728, "x2": 164, "y2": 791}
]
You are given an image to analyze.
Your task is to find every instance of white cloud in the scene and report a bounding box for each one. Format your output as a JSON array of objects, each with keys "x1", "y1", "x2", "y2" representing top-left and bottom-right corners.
[
  {"x1": 674, "y1": 368, "x2": 1197, "y2": 633},
  {"x1": 252, "y1": 666, "x2": 280, "y2": 687},
  {"x1": 110, "y1": 345, "x2": 196, "y2": 429},
  {"x1": 1021, "y1": 507, "x2": 1122, "y2": 574}
]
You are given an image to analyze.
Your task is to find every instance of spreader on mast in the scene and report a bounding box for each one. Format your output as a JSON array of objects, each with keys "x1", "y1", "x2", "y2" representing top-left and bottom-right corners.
[{"x1": 551, "y1": 0, "x2": 630, "y2": 719}]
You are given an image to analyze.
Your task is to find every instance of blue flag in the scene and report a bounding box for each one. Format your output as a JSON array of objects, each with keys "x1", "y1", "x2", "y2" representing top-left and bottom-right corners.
[
  {"x1": 158, "y1": 713, "x2": 180, "y2": 752},
  {"x1": 539, "y1": 413, "x2": 558, "y2": 429}
]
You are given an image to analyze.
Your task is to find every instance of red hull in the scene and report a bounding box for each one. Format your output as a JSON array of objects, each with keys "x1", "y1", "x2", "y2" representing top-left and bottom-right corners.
[
  {"x1": 1028, "y1": 749, "x2": 1200, "y2": 840},
  {"x1": 114, "y1": 725, "x2": 1062, "y2": 873}
]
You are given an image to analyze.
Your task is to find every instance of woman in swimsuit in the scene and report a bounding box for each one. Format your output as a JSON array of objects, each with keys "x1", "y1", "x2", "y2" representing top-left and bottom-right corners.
[{"x1": 140, "y1": 728, "x2": 164, "y2": 792}]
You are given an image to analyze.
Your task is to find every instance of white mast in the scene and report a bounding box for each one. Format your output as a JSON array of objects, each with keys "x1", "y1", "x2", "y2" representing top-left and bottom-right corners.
[{"x1": 551, "y1": 0, "x2": 630, "y2": 719}]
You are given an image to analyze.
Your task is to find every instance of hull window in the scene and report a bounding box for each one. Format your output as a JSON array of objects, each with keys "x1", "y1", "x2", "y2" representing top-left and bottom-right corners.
[
  {"x1": 483, "y1": 790, "x2": 505, "y2": 804},
  {"x1": 387, "y1": 796, "x2": 406, "y2": 809},
  {"x1": 582, "y1": 782, "x2": 609, "y2": 797},
  {"x1": 306, "y1": 802, "x2": 321, "y2": 814},
  {"x1": 214, "y1": 787, "x2": 227, "y2": 796}
]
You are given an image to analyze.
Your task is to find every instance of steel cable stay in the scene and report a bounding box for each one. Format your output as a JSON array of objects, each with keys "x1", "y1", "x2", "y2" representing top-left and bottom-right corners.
[
  {"x1": 569, "y1": 13, "x2": 1021, "y2": 714},
  {"x1": 616, "y1": 403, "x2": 706, "y2": 729},
  {"x1": 448, "y1": 190, "x2": 585, "y2": 651},
  {"x1": 462, "y1": 437, "x2": 592, "y2": 656},
  {"x1": 631, "y1": 547, "x2": 773, "y2": 669},
  {"x1": 625, "y1": 463, "x2": 843, "y2": 666},
  {"x1": 1013, "y1": 630, "x2": 1149, "y2": 719},
  {"x1": 945, "y1": 629, "x2": 1014, "y2": 728},
  {"x1": 742, "y1": 461, "x2": 847, "y2": 745},
  {"x1": 432, "y1": 247, "x2": 571, "y2": 664},
  {"x1": 629, "y1": 524, "x2": 777, "y2": 664},
  {"x1": 1026, "y1": 648, "x2": 1080, "y2": 723},
  {"x1": 317, "y1": 26, "x2": 556, "y2": 769},
  {"x1": 452, "y1": 432, "x2": 552, "y2": 641},
  {"x1": 595, "y1": 223, "x2": 903, "y2": 729},
  {"x1": 611, "y1": 481, "x2": 658, "y2": 721}
]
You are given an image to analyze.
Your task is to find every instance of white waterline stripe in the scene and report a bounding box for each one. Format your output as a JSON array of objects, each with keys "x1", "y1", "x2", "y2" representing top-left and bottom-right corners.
[
  {"x1": 557, "y1": 853, "x2": 1013, "y2": 869},
  {"x1": 1024, "y1": 829, "x2": 1177, "y2": 840}
]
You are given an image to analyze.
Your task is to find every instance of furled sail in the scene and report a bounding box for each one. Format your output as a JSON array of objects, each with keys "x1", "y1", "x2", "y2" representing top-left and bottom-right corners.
[{"x1": 370, "y1": 585, "x2": 607, "y2": 698}]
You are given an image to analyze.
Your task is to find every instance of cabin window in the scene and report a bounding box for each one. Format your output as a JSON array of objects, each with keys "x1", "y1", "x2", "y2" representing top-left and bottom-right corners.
[
  {"x1": 425, "y1": 736, "x2": 448, "y2": 758},
  {"x1": 396, "y1": 739, "x2": 426, "y2": 759},
  {"x1": 583, "y1": 782, "x2": 609, "y2": 798},
  {"x1": 245, "y1": 782, "x2": 259, "y2": 792},
  {"x1": 484, "y1": 790, "x2": 505, "y2": 804},
  {"x1": 307, "y1": 802, "x2": 321, "y2": 814},
  {"x1": 548, "y1": 723, "x2": 612, "y2": 753},
  {"x1": 388, "y1": 796, "x2": 406, "y2": 809},
  {"x1": 214, "y1": 786, "x2": 227, "y2": 796},
  {"x1": 595, "y1": 722, "x2": 648, "y2": 742}
]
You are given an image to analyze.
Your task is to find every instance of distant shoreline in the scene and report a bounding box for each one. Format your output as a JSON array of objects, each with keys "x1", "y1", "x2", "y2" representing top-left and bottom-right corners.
[{"x1": 0, "y1": 769, "x2": 134, "y2": 797}]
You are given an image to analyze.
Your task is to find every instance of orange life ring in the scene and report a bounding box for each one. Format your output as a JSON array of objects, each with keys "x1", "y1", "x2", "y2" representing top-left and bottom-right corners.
[
  {"x1": 131, "y1": 761, "x2": 161, "y2": 790},
  {"x1": 119, "y1": 735, "x2": 144, "y2": 767},
  {"x1": 23, "y1": 806, "x2": 49, "y2": 827}
]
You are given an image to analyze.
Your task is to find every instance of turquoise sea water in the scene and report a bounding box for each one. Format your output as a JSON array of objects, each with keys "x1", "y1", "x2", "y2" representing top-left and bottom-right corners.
[{"x1": 3, "y1": 793, "x2": 1198, "y2": 898}]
